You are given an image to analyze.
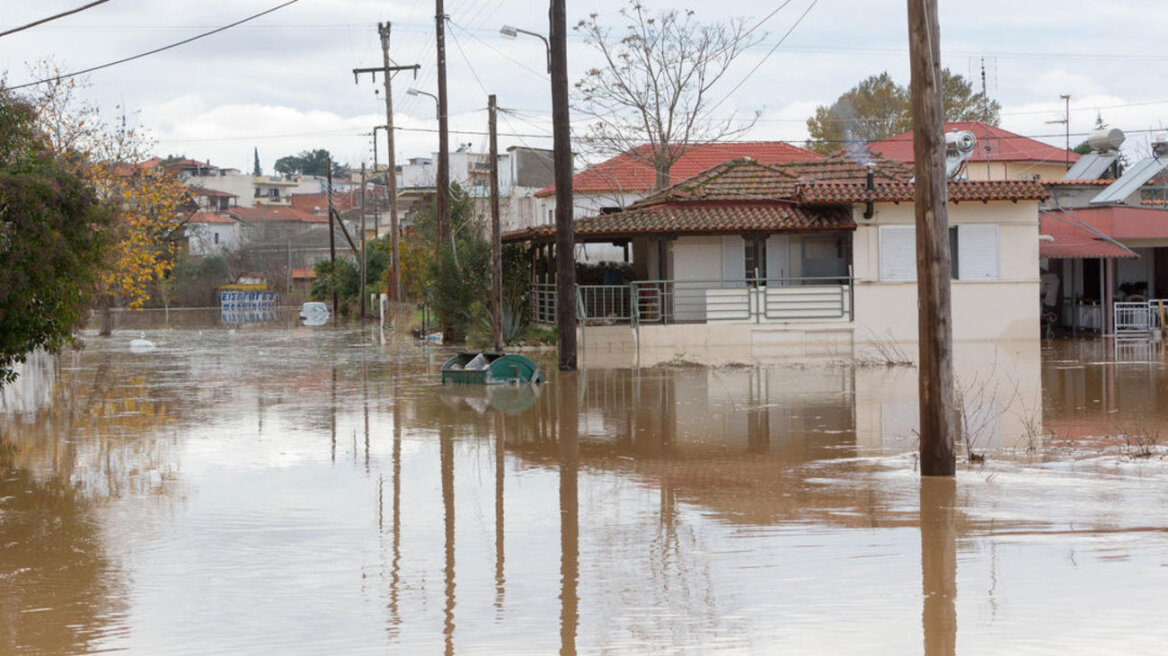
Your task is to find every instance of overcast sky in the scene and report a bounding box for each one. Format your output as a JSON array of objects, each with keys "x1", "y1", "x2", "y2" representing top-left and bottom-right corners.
[{"x1": 2, "y1": 0, "x2": 1166, "y2": 172}]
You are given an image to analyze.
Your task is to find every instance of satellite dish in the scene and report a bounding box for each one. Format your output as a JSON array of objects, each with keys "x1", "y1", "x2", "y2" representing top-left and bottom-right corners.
[{"x1": 944, "y1": 131, "x2": 977, "y2": 179}]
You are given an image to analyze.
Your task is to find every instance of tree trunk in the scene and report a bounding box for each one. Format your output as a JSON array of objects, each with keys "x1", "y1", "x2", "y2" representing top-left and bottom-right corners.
[{"x1": 98, "y1": 296, "x2": 113, "y2": 337}]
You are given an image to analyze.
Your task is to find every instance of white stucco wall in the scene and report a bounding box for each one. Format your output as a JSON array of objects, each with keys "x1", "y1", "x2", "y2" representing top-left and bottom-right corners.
[
  {"x1": 186, "y1": 222, "x2": 238, "y2": 256},
  {"x1": 852, "y1": 199, "x2": 1040, "y2": 341}
]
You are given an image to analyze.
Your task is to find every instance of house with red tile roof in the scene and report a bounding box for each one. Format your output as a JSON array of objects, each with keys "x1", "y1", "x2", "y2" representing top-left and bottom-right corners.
[
  {"x1": 869, "y1": 121, "x2": 1078, "y2": 181},
  {"x1": 185, "y1": 212, "x2": 240, "y2": 256},
  {"x1": 532, "y1": 141, "x2": 823, "y2": 223},
  {"x1": 507, "y1": 151, "x2": 1050, "y2": 354}
]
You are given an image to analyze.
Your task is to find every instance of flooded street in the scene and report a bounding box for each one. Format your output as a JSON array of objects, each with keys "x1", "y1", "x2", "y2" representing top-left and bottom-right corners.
[{"x1": 3, "y1": 313, "x2": 1168, "y2": 654}]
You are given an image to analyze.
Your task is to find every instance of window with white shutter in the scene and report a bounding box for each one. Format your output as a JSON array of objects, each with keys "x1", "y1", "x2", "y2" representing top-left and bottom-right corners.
[
  {"x1": 957, "y1": 224, "x2": 999, "y2": 280},
  {"x1": 766, "y1": 235, "x2": 790, "y2": 284},
  {"x1": 879, "y1": 226, "x2": 916, "y2": 281},
  {"x1": 721, "y1": 235, "x2": 746, "y2": 287}
]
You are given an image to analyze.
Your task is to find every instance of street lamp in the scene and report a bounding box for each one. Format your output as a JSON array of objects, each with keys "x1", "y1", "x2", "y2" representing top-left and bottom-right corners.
[
  {"x1": 407, "y1": 88, "x2": 440, "y2": 119},
  {"x1": 499, "y1": 24, "x2": 551, "y2": 73}
]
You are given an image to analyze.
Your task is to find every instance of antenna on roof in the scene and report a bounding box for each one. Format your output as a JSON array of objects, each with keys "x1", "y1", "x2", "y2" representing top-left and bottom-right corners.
[{"x1": 970, "y1": 56, "x2": 998, "y2": 179}]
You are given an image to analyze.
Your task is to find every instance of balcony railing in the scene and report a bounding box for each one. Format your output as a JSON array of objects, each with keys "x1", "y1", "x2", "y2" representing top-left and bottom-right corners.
[{"x1": 531, "y1": 275, "x2": 853, "y2": 326}]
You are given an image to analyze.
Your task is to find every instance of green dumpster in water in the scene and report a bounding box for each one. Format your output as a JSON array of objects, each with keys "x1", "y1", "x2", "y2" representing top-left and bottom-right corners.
[{"x1": 441, "y1": 352, "x2": 545, "y2": 385}]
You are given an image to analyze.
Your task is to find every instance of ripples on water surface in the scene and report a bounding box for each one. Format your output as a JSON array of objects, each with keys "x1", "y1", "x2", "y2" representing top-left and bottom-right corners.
[{"x1": 2, "y1": 312, "x2": 1168, "y2": 654}]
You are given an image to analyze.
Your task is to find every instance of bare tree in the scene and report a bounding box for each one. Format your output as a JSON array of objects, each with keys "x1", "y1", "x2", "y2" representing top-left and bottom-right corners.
[{"x1": 573, "y1": 2, "x2": 763, "y2": 190}]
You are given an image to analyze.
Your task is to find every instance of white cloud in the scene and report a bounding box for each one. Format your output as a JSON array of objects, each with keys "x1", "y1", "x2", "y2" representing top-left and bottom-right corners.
[{"x1": 1028, "y1": 69, "x2": 1104, "y2": 98}]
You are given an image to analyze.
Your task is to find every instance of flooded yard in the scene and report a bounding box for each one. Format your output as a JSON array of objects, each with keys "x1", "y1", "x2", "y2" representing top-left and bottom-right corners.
[{"x1": 3, "y1": 312, "x2": 1168, "y2": 654}]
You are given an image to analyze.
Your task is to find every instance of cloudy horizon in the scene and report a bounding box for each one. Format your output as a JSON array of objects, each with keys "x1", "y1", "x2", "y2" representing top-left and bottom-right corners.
[{"x1": 3, "y1": 0, "x2": 1165, "y2": 173}]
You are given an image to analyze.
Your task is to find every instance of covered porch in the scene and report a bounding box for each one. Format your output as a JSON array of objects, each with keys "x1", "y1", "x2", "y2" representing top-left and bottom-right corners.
[
  {"x1": 511, "y1": 209, "x2": 856, "y2": 328},
  {"x1": 1040, "y1": 207, "x2": 1168, "y2": 336}
]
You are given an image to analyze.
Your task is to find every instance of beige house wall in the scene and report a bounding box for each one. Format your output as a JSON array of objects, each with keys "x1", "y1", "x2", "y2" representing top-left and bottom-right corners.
[
  {"x1": 963, "y1": 161, "x2": 1068, "y2": 181},
  {"x1": 852, "y1": 199, "x2": 1040, "y2": 342}
]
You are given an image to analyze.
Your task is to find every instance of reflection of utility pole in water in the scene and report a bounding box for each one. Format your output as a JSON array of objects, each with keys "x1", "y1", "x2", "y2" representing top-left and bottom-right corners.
[
  {"x1": 558, "y1": 372, "x2": 579, "y2": 656},
  {"x1": 330, "y1": 366, "x2": 337, "y2": 463},
  {"x1": 363, "y1": 361, "x2": 370, "y2": 473},
  {"x1": 387, "y1": 371, "x2": 403, "y2": 635},
  {"x1": 441, "y1": 424, "x2": 456, "y2": 656},
  {"x1": 920, "y1": 477, "x2": 957, "y2": 656},
  {"x1": 494, "y1": 411, "x2": 506, "y2": 614}
]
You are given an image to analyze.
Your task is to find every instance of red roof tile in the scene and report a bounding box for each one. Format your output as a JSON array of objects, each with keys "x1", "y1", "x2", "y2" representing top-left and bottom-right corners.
[
  {"x1": 291, "y1": 268, "x2": 318, "y2": 279},
  {"x1": 187, "y1": 212, "x2": 236, "y2": 225},
  {"x1": 534, "y1": 141, "x2": 822, "y2": 198},
  {"x1": 505, "y1": 201, "x2": 853, "y2": 241},
  {"x1": 869, "y1": 121, "x2": 1080, "y2": 165},
  {"x1": 230, "y1": 206, "x2": 326, "y2": 223},
  {"x1": 797, "y1": 180, "x2": 1049, "y2": 204},
  {"x1": 290, "y1": 192, "x2": 358, "y2": 214}
]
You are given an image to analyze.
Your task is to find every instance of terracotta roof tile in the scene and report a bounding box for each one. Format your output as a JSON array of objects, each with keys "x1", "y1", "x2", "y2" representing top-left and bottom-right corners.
[
  {"x1": 869, "y1": 121, "x2": 1079, "y2": 165},
  {"x1": 290, "y1": 192, "x2": 358, "y2": 214},
  {"x1": 797, "y1": 180, "x2": 1049, "y2": 204},
  {"x1": 187, "y1": 212, "x2": 236, "y2": 225},
  {"x1": 230, "y1": 206, "x2": 326, "y2": 223},
  {"x1": 504, "y1": 201, "x2": 854, "y2": 241},
  {"x1": 534, "y1": 141, "x2": 821, "y2": 198}
]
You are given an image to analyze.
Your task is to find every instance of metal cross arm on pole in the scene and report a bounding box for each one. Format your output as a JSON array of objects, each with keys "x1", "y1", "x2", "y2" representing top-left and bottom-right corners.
[{"x1": 352, "y1": 64, "x2": 420, "y2": 83}]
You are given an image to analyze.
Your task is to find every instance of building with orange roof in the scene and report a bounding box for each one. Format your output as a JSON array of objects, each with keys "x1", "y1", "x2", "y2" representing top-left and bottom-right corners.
[
  {"x1": 533, "y1": 141, "x2": 823, "y2": 224},
  {"x1": 507, "y1": 150, "x2": 1050, "y2": 354},
  {"x1": 868, "y1": 121, "x2": 1079, "y2": 181}
]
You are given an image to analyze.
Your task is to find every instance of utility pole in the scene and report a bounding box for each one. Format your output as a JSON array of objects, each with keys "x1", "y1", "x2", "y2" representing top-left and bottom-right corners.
[
  {"x1": 550, "y1": 0, "x2": 577, "y2": 370},
  {"x1": 907, "y1": 0, "x2": 956, "y2": 477},
  {"x1": 489, "y1": 94, "x2": 504, "y2": 352},
  {"x1": 435, "y1": 0, "x2": 451, "y2": 259},
  {"x1": 1045, "y1": 94, "x2": 1072, "y2": 172},
  {"x1": 353, "y1": 26, "x2": 417, "y2": 303},
  {"x1": 360, "y1": 162, "x2": 368, "y2": 318},
  {"x1": 327, "y1": 161, "x2": 338, "y2": 319}
]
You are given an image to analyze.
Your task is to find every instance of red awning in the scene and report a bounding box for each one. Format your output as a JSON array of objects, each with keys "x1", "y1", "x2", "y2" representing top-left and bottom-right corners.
[{"x1": 1040, "y1": 212, "x2": 1138, "y2": 259}]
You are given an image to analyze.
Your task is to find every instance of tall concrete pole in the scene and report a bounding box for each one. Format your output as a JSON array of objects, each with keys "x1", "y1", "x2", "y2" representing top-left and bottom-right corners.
[
  {"x1": 489, "y1": 94, "x2": 504, "y2": 352},
  {"x1": 907, "y1": 0, "x2": 956, "y2": 476},
  {"x1": 550, "y1": 0, "x2": 577, "y2": 370}
]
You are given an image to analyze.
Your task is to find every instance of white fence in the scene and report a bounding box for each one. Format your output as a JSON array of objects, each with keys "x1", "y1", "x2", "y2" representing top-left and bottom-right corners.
[{"x1": 1113, "y1": 299, "x2": 1168, "y2": 338}]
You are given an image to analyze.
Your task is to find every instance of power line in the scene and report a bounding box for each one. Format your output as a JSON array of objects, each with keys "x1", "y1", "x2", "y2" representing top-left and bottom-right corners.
[
  {"x1": 705, "y1": 0, "x2": 820, "y2": 117},
  {"x1": 0, "y1": 0, "x2": 111, "y2": 39},
  {"x1": 6, "y1": 0, "x2": 301, "y2": 91}
]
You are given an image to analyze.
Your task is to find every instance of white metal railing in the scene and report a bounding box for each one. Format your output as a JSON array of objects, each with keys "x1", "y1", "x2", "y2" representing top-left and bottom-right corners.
[
  {"x1": 1114, "y1": 299, "x2": 1168, "y2": 338},
  {"x1": 578, "y1": 285, "x2": 631, "y2": 323}
]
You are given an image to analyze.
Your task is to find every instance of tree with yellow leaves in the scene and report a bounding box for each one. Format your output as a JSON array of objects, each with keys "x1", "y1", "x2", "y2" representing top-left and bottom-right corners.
[{"x1": 23, "y1": 63, "x2": 190, "y2": 333}]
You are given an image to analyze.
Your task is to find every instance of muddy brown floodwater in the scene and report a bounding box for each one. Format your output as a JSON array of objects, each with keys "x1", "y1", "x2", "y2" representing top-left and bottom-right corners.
[{"x1": 3, "y1": 311, "x2": 1168, "y2": 654}]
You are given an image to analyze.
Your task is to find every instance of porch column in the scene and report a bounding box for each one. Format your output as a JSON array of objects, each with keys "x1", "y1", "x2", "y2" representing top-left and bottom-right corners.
[{"x1": 1105, "y1": 257, "x2": 1115, "y2": 334}]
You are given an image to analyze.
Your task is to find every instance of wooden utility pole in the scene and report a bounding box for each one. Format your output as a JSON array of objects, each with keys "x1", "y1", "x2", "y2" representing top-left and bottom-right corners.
[
  {"x1": 353, "y1": 25, "x2": 417, "y2": 302},
  {"x1": 327, "y1": 161, "x2": 338, "y2": 318},
  {"x1": 908, "y1": 0, "x2": 956, "y2": 476},
  {"x1": 550, "y1": 0, "x2": 577, "y2": 370},
  {"x1": 489, "y1": 94, "x2": 504, "y2": 352},
  {"x1": 435, "y1": 0, "x2": 450, "y2": 257},
  {"x1": 360, "y1": 162, "x2": 368, "y2": 318},
  {"x1": 380, "y1": 23, "x2": 402, "y2": 302}
]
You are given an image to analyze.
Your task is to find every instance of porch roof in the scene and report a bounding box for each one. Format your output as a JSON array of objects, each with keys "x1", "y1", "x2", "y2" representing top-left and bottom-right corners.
[
  {"x1": 503, "y1": 200, "x2": 854, "y2": 242},
  {"x1": 1039, "y1": 211, "x2": 1138, "y2": 259}
]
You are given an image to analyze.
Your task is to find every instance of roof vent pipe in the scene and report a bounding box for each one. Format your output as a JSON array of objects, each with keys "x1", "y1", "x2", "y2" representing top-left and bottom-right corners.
[{"x1": 863, "y1": 162, "x2": 876, "y2": 219}]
